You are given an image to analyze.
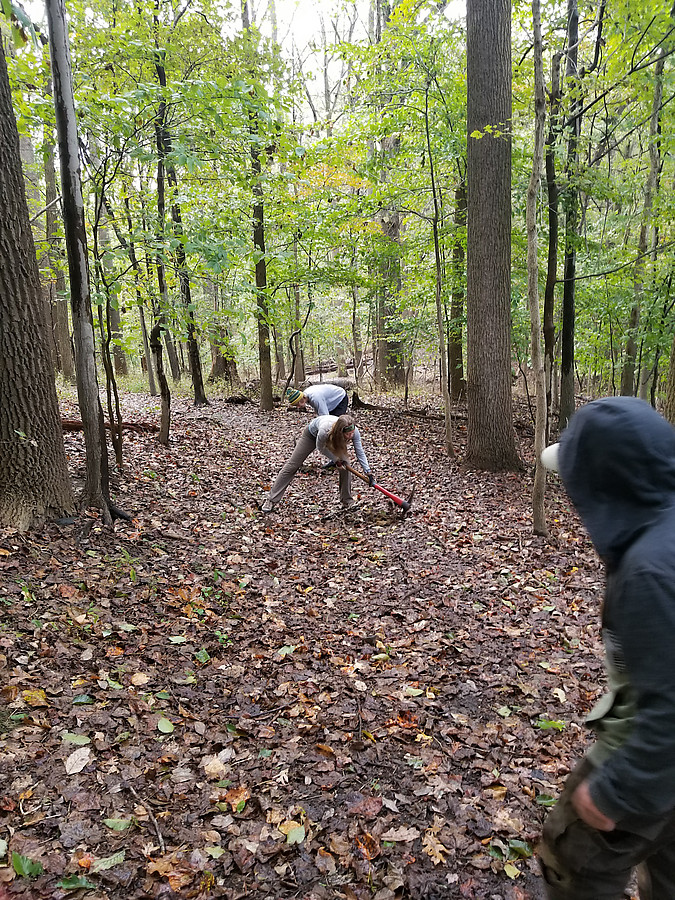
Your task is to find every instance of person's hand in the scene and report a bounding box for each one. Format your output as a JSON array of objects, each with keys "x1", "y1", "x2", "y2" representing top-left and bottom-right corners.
[
  {"x1": 335, "y1": 459, "x2": 346, "y2": 469},
  {"x1": 367, "y1": 472, "x2": 376, "y2": 486},
  {"x1": 571, "y1": 781, "x2": 616, "y2": 832}
]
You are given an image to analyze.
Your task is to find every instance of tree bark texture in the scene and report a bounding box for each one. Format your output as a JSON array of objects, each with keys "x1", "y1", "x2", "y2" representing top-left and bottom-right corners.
[
  {"x1": 0, "y1": 46, "x2": 74, "y2": 529},
  {"x1": 449, "y1": 181, "x2": 467, "y2": 401},
  {"x1": 559, "y1": 0, "x2": 579, "y2": 429},
  {"x1": 465, "y1": 0, "x2": 520, "y2": 470},
  {"x1": 46, "y1": 0, "x2": 111, "y2": 519}
]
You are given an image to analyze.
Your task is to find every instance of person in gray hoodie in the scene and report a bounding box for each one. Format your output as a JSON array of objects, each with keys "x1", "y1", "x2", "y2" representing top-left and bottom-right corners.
[{"x1": 538, "y1": 396, "x2": 675, "y2": 900}]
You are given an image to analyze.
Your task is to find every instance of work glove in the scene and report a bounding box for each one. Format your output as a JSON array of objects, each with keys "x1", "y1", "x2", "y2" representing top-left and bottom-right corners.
[{"x1": 367, "y1": 472, "x2": 376, "y2": 487}]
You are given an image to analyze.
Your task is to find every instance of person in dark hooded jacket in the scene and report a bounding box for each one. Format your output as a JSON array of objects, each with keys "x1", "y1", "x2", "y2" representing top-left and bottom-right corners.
[{"x1": 538, "y1": 396, "x2": 675, "y2": 900}]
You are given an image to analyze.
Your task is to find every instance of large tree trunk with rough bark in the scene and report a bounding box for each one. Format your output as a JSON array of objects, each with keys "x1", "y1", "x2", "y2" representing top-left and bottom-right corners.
[
  {"x1": 465, "y1": 0, "x2": 521, "y2": 470},
  {"x1": 0, "y1": 45, "x2": 74, "y2": 530}
]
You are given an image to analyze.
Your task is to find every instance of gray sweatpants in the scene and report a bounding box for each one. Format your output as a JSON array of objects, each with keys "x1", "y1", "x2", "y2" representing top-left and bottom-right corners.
[
  {"x1": 538, "y1": 757, "x2": 675, "y2": 900},
  {"x1": 268, "y1": 425, "x2": 352, "y2": 507}
]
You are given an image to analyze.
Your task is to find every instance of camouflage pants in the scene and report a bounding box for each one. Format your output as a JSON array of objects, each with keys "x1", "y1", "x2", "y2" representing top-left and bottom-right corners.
[{"x1": 538, "y1": 758, "x2": 675, "y2": 900}]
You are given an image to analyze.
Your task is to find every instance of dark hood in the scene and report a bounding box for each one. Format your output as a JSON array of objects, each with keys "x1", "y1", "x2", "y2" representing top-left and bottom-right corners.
[{"x1": 558, "y1": 397, "x2": 675, "y2": 564}]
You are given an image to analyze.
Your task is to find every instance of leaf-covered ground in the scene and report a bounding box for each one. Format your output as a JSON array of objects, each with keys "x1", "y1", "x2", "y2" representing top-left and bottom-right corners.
[{"x1": 0, "y1": 392, "x2": 611, "y2": 900}]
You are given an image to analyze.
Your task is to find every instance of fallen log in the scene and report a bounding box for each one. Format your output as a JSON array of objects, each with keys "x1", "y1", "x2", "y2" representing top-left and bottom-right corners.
[
  {"x1": 61, "y1": 419, "x2": 160, "y2": 433},
  {"x1": 351, "y1": 392, "x2": 444, "y2": 421}
]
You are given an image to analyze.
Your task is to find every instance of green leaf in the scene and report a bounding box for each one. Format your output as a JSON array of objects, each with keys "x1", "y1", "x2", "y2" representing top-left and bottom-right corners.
[
  {"x1": 507, "y1": 839, "x2": 533, "y2": 859},
  {"x1": 194, "y1": 649, "x2": 210, "y2": 664},
  {"x1": 157, "y1": 717, "x2": 174, "y2": 734},
  {"x1": 277, "y1": 645, "x2": 295, "y2": 657},
  {"x1": 285, "y1": 824, "x2": 305, "y2": 844},
  {"x1": 535, "y1": 793, "x2": 557, "y2": 807},
  {"x1": 90, "y1": 850, "x2": 125, "y2": 872},
  {"x1": 169, "y1": 635, "x2": 187, "y2": 644},
  {"x1": 72, "y1": 694, "x2": 95, "y2": 705},
  {"x1": 58, "y1": 874, "x2": 96, "y2": 891},
  {"x1": 103, "y1": 818, "x2": 133, "y2": 831},
  {"x1": 12, "y1": 852, "x2": 44, "y2": 877},
  {"x1": 535, "y1": 717, "x2": 565, "y2": 731},
  {"x1": 62, "y1": 732, "x2": 91, "y2": 745},
  {"x1": 205, "y1": 845, "x2": 225, "y2": 858}
]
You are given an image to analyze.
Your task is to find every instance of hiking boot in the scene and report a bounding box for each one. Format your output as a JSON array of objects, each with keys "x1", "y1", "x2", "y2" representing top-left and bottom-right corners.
[{"x1": 261, "y1": 499, "x2": 275, "y2": 513}]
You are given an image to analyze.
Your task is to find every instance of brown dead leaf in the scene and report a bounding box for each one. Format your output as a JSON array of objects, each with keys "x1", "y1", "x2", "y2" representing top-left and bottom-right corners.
[
  {"x1": 355, "y1": 833, "x2": 381, "y2": 860},
  {"x1": 65, "y1": 747, "x2": 92, "y2": 775},
  {"x1": 381, "y1": 825, "x2": 421, "y2": 842},
  {"x1": 347, "y1": 794, "x2": 383, "y2": 819},
  {"x1": 315, "y1": 847, "x2": 336, "y2": 875},
  {"x1": 422, "y1": 832, "x2": 450, "y2": 865},
  {"x1": 224, "y1": 785, "x2": 250, "y2": 811},
  {"x1": 315, "y1": 743, "x2": 335, "y2": 757}
]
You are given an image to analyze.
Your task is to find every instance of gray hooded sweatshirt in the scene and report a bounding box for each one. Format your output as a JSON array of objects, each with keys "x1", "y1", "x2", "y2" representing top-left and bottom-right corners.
[{"x1": 557, "y1": 396, "x2": 675, "y2": 830}]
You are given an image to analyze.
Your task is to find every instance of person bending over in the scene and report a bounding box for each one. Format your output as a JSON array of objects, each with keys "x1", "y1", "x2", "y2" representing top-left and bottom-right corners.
[
  {"x1": 261, "y1": 414, "x2": 374, "y2": 513},
  {"x1": 286, "y1": 383, "x2": 348, "y2": 417}
]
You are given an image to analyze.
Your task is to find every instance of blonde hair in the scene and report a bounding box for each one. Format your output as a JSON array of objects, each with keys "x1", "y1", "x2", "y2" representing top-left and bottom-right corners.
[{"x1": 325, "y1": 414, "x2": 355, "y2": 461}]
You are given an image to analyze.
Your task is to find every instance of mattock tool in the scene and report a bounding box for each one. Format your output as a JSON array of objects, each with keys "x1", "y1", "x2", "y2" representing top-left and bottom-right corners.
[{"x1": 342, "y1": 463, "x2": 415, "y2": 514}]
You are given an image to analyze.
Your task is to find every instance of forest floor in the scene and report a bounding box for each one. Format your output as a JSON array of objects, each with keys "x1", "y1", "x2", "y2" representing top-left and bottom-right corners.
[{"x1": 0, "y1": 389, "x2": 613, "y2": 900}]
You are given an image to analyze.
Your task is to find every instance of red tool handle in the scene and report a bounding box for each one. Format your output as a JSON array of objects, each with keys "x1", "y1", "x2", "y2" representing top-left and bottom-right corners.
[{"x1": 342, "y1": 463, "x2": 411, "y2": 511}]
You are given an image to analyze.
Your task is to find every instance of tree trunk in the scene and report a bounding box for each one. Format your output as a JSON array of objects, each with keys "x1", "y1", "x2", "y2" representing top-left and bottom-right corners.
[
  {"x1": 242, "y1": 2, "x2": 274, "y2": 410},
  {"x1": 45, "y1": 0, "x2": 112, "y2": 522},
  {"x1": 528, "y1": 0, "x2": 548, "y2": 536},
  {"x1": 425, "y1": 79, "x2": 454, "y2": 457},
  {"x1": 150, "y1": 323, "x2": 171, "y2": 445},
  {"x1": 664, "y1": 324, "x2": 675, "y2": 425},
  {"x1": 44, "y1": 129, "x2": 74, "y2": 380},
  {"x1": 543, "y1": 52, "x2": 562, "y2": 431},
  {"x1": 0, "y1": 45, "x2": 74, "y2": 530},
  {"x1": 449, "y1": 180, "x2": 467, "y2": 401},
  {"x1": 559, "y1": 0, "x2": 579, "y2": 430},
  {"x1": 465, "y1": 0, "x2": 521, "y2": 470}
]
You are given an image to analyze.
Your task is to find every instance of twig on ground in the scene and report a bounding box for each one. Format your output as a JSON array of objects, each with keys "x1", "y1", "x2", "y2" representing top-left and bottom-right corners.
[{"x1": 125, "y1": 782, "x2": 166, "y2": 855}]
